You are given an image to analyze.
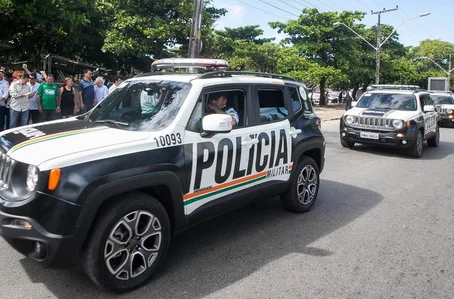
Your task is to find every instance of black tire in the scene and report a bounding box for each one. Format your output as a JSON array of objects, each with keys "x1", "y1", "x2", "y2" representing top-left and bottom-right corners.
[
  {"x1": 427, "y1": 126, "x2": 440, "y2": 147},
  {"x1": 81, "y1": 192, "x2": 171, "y2": 292},
  {"x1": 408, "y1": 130, "x2": 424, "y2": 158},
  {"x1": 340, "y1": 138, "x2": 355, "y2": 149},
  {"x1": 280, "y1": 156, "x2": 320, "y2": 213}
]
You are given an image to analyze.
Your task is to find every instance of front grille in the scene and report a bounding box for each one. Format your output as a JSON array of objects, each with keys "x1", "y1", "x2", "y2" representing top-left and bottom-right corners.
[
  {"x1": 438, "y1": 108, "x2": 451, "y2": 114},
  {"x1": 0, "y1": 153, "x2": 16, "y2": 190},
  {"x1": 349, "y1": 116, "x2": 393, "y2": 130}
]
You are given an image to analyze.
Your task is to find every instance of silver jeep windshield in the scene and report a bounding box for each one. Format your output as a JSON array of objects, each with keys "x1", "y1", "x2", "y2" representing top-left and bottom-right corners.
[
  {"x1": 356, "y1": 93, "x2": 417, "y2": 111},
  {"x1": 88, "y1": 79, "x2": 191, "y2": 131}
]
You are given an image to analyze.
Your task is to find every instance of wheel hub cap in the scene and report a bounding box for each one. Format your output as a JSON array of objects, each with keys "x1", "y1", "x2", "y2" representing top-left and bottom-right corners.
[
  {"x1": 296, "y1": 165, "x2": 318, "y2": 205},
  {"x1": 104, "y1": 211, "x2": 162, "y2": 281}
]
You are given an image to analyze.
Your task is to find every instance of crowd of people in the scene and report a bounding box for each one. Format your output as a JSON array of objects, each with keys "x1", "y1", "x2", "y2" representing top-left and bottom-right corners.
[{"x1": 0, "y1": 64, "x2": 122, "y2": 131}]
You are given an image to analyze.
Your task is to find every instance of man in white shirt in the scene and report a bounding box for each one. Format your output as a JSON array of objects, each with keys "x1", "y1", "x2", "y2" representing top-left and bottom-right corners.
[
  {"x1": 108, "y1": 76, "x2": 122, "y2": 94},
  {"x1": 27, "y1": 72, "x2": 41, "y2": 124},
  {"x1": 94, "y1": 76, "x2": 109, "y2": 104},
  {"x1": 0, "y1": 67, "x2": 9, "y2": 131},
  {"x1": 9, "y1": 73, "x2": 32, "y2": 128}
]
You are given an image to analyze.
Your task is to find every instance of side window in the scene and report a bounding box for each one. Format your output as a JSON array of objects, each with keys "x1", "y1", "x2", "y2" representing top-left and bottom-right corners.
[
  {"x1": 425, "y1": 95, "x2": 434, "y2": 106},
  {"x1": 298, "y1": 86, "x2": 313, "y2": 112},
  {"x1": 288, "y1": 86, "x2": 302, "y2": 114},
  {"x1": 258, "y1": 88, "x2": 287, "y2": 123},
  {"x1": 186, "y1": 88, "x2": 246, "y2": 132}
]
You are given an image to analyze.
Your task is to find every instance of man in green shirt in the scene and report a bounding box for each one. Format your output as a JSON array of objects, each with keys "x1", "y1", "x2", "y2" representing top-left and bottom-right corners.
[{"x1": 37, "y1": 73, "x2": 60, "y2": 122}]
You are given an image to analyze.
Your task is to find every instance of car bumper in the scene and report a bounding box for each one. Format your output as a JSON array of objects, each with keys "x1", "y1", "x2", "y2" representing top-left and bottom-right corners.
[
  {"x1": 439, "y1": 115, "x2": 454, "y2": 124},
  {"x1": 340, "y1": 127, "x2": 417, "y2": 148},
  {"x1": 0, "y1": 194, "x2": 83, "y2": 268}
]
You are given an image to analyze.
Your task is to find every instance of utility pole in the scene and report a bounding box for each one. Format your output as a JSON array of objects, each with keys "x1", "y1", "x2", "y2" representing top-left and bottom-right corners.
[
  {"x1": 448, "y1": 54, "x2": 452, "y2": 91},
  {"x1": 188, "y1": 0, "x2": 203, "y2": 59},
  {"x1": 371, "y1": 6, "x2": 398, "y2": 84}
]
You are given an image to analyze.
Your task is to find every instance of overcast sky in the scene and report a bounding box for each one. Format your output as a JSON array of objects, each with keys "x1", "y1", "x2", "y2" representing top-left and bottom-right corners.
[{"x1": 212, "y1": 0, "x2": 453, "y2": 50}]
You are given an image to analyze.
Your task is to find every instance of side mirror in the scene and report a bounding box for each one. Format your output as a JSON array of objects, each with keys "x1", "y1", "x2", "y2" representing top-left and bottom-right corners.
[
  {"x1": 201, "y1": 114, "x2": 232, "y2": 137},
  {"x1": 423, "y1": 105, "x2": 435, "y2": 113}
]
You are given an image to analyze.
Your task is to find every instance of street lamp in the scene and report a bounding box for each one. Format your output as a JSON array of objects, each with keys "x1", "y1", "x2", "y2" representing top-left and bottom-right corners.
[
  {"x1": 418, "y1": 55, "x2": 454, "y2": 90},
  {"x1": 334, "y1": 12, "x2": 430, "y2": 84}
]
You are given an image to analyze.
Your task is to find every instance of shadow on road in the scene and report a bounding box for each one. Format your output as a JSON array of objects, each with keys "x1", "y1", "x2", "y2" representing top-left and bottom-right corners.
[{"x1": 19, "y1": 180, "x2": 383, "y2": 299}]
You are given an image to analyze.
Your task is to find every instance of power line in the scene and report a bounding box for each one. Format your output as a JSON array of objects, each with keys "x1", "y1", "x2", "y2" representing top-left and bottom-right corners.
[
  {"x1": 292, "y1": 0, "x2": 324, "y2": 11},
  {"x1": 235, "y1": 0, "x2": 288, "y2": 20},
  {"x1": 287, "y1": 0, "x2": 309, "y2": 9},
  {"x1": 354, "y1": 0, "x2": 372, "y2": 12},
  {"x1": 257, "y1": 0, "x2": 300, "y2": 17},
  {"x1": 277, "y1": 0, "x2": 303, "y2": 12}
]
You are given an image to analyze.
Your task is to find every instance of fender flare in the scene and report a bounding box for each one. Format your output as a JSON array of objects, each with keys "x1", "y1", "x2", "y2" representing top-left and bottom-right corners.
[
  {"x1": 291, "y1": 136, "x2": 325, "y2": 174},
  {"x1": 72, "y1": 171, "x2": 186, "y2": 252}
]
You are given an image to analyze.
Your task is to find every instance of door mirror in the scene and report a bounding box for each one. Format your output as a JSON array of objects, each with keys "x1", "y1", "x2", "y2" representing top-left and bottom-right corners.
[
  {"x1": 201, "y1": 114, "x2": 232, "y2": 137},
  {"x1": 423, "y1": 105, "x2": 435, "y2": 112}
]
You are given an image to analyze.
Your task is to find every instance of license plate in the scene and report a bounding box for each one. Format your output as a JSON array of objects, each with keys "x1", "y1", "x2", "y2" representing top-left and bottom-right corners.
[{"x1": 360, "y1": 131, "x2": 379, "y2": 140}]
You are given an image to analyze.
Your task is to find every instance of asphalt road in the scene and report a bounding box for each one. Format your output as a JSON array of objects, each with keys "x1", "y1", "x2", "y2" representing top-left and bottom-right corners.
[{"x1": 1, "y1": 121, "x2": 454, "y2": 299}]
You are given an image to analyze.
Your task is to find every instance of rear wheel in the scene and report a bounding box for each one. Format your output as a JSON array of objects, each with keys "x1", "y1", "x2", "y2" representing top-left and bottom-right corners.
[
  {"x1": 280, "y1": 156, "x2": 320, "y2": 213},
  {"x1": 408, "y1": 130, "x2": 423, "y2": 158},
  {"x1": 340, "y1": 138, "x2": 355, "y2": 149},
  {"x1": 81, "y1": 192, "x2": 171, "y2": 292},
  {"x1": 427, "y1": 126, "x2": 440, "y2": 147}
]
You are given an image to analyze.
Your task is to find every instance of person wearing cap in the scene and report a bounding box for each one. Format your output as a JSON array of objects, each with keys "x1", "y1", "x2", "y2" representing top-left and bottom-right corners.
[
  {"x1": 0, "y1": 67, "x2": 9, "y2": 131},
  {"x1": 9, "y1": 72, "x2": 32, "y2": 128}
]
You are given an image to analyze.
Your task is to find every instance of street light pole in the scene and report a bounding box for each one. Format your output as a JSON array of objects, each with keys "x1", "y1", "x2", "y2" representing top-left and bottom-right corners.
[
  {"x1": 334, "y1": 11, "x2": 430, "y2": 85},
  {"x1": 419, "y1": 55, "x2": 454, "y2": 91},
  {"x1": 371, "y1": 7, "x2": 399, "y2": 85},
  {"x1": 188, "y1": 0, "x2": 203, "y2": 59}
]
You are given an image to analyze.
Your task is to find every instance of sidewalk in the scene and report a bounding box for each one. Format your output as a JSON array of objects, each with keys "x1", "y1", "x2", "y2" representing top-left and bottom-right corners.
[{"x1": 314, "y1": 104, "x2": 345, "y2": 122}]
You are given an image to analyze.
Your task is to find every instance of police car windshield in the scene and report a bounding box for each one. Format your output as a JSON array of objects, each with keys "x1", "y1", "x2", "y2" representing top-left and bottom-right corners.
[
  {"x1": 431, "y1": 95, "x2": 454, "y2": 105},
  {"x1": 88, "y1": 80, "x2": 191, "y2": 131},
  {"x1": 356, "y1": 93, "x2": 417, "y2": 111}
]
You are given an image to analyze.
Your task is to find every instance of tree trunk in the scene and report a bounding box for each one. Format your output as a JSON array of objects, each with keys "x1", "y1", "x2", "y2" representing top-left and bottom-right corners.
[{"x1": 319, "y1": 77, "x2": 327, "y2": 106}]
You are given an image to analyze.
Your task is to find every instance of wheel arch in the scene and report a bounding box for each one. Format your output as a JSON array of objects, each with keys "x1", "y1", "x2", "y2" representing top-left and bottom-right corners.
[{"x1": 75, "y1": 171, "x2": 186, "y2": 255}]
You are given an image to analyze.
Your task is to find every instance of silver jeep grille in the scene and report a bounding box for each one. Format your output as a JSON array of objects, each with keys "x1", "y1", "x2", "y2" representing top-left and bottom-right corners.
[
  {"x1": 350, "y1": 116, "x2": 393, "y2": 129},
  {"x1": 0, "y1": 153, "x2": 16, "y2": 190},
  {"x1": 438, "y1": 108, "x2": 451, "y2": 114}
]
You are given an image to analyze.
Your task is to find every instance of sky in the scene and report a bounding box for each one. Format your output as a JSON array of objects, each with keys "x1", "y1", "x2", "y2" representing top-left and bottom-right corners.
[{"x1": 211, "y1": 0, "x2": 454, "y2": 48}]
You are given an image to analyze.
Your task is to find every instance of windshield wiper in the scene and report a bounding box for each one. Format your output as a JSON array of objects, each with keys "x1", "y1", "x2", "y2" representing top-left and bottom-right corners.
[{"x1": 94, "y1": 119, "x2": 129, "y2": 127}]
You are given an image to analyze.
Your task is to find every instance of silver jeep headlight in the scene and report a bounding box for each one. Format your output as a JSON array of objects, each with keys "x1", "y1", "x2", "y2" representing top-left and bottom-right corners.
[
  {"x1": 345, "y1": 115, "x2": 355, "y2": 125},
  {"x1": 392, "y1": 119, "x2": 404, "y2": 129},
  {"x1": 26, "y1": 165, "x2": 39, "y2": 192},
  {"x1": 447, "y1": 109, "x2": 453, "y2": 114}
]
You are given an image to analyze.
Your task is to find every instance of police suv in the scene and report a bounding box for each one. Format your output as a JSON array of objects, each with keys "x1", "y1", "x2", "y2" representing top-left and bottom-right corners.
[
  {"x1": 0, "y1": 59, "x2": 325, "y2": 292},
  {"x1": 430, "y1": 91, "x2": 454, "y2": 127},
  {"x1": 340, "y1": 85, "x2": 440, "y2": 158}
]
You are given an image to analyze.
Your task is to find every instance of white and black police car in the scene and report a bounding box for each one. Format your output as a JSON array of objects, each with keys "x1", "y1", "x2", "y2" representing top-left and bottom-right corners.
[
  {"x1": 430, "y1": 91, "x2": 454, "y2": 127},
  {"x1": 0, "y1": 58, "x2": 325, "y2": 292},
  {"x1": 340, "y1": 84, "x2": 440, "y2": 158}
]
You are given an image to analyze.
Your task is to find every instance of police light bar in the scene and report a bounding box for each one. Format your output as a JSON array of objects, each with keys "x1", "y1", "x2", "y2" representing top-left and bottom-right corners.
[
  {"x1": 371, "y1": 84, "x2": 420, "y2": 90},
  {"x1": 151, "y1": 58, "x2": 229, "y2": 70}
]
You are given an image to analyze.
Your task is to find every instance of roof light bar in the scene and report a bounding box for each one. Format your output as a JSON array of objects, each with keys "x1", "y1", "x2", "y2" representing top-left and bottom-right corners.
[
  {"x1": 151, "y1": 58, "x2": 229, "y2": 70},
  {"x1": 371, "y1": 84, "x2": 420, "y2": 90}
]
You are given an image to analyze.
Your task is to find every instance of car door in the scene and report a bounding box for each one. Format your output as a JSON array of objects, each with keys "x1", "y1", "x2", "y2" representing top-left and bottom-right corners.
[
  {"x1": 421, "y1": 94, "x2": 436, "y2": 135},
  {"x1": 249, "y1": 84, "x2": 293, "y2": 186},
  {"x1": 183, "y1": 85, "x2": 260, "y2": 215}
]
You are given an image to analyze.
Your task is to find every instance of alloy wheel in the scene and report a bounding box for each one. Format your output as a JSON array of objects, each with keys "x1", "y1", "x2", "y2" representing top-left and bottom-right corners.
[{"x1": 296, "y1": 165, "x2": 318, "y2": 205}]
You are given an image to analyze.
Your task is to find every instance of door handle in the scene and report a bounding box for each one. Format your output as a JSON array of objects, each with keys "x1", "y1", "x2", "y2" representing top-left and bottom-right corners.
[
  {"x1": 241, "y1": 139, "x2": 259, "y2": 146},
  {"x1": 289, "y1": 129, "x2": 302, "y2": 135}
]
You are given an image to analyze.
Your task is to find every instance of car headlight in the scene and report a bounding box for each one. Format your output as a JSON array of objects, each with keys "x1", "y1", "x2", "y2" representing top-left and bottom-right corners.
[
  {"x1": 26, "y1": 165, "x2": 39, "y2": 192},
  {"x1": 345, "y1": 115, "x2": 355, "y2": 125},
  {"x1": 392, "y1": 119, "x2": 404, "y2": 129},
  {"x1": 447, "y1": 109, "x2": 453, "y2": 114}
]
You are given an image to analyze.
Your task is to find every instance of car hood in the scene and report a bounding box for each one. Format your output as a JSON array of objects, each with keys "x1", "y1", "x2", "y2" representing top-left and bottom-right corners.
[
  {"x1": 436, "y1": 104, "x2": 454, "y2": 109},
  {"x1": 0, "y1": 119, "x2": 150, "y2": 166},
  {"x1": 345, "y1": 107, "x2": 419, "y2": 120}
]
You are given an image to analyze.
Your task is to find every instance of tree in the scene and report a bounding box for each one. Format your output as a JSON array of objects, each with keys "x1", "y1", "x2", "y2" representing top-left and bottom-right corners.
[{"x1": 270, "y1": 9, "x2": 365, "y2": 105}]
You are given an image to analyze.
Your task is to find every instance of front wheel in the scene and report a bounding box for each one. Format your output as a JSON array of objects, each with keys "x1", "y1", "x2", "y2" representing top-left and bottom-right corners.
[
  {"x1": 340, "y1": 138, "x2": 355, "y2": 149},
  {"x1": 427, "y1": 126, "x2": 440, "y2": 147},
  {"x1": 280, "y1": 156, "x2": 320, "y2": 213},
  {"x1": 81, "y1": 192, "x2": 171, "y2": 292},
  {"x1": 408, "y1": 130, "x2": 423, "y2": 158}
]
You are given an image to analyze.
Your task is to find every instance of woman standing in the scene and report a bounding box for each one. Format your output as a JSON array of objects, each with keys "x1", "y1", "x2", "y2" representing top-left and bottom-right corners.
[{"x1": 59, "y1": 77, "x2": 78, "y2": 118}]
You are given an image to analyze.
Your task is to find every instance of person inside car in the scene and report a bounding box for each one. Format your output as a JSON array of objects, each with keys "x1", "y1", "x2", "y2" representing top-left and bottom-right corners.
[{"x1": 207, "y1": 94, "x2": 239, "y2": 127}]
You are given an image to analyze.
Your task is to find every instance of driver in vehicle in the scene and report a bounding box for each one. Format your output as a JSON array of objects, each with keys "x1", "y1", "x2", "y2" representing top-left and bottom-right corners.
[{"x1": 207, "y1": 95, "x2": 239, "y2": 127}]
